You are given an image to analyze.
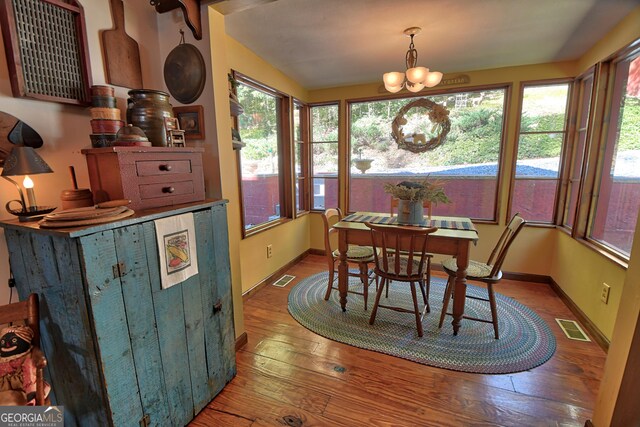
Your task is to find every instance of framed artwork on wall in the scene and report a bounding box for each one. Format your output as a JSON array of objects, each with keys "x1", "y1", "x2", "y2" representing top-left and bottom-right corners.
[{"x1": 173, "y1": 105, "x2": 205, "y2": 140}]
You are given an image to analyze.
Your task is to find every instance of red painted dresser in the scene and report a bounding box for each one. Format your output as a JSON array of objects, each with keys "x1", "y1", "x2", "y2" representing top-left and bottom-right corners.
[{"x1": 82, "y1": 146, "x2": 205, "y2": 211}]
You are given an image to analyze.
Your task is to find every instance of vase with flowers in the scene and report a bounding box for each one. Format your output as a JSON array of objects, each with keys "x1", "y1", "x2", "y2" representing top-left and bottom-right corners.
[{"x1": 384, "y1": 178, "x2": 450, "y2": 224}]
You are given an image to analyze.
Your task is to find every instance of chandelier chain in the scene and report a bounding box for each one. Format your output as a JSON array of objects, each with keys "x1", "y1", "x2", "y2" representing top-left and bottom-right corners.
[{"x1": 405, "y1": 35, "x2": 418, "y2": 70}]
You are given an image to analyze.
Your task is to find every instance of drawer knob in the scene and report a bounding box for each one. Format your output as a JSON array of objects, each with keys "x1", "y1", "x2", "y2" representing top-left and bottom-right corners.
[
  {"x1": 162, "y1": 186, "x2": 175, "y2": 194},
  {"x1": 159, "y1": 164, "x2": 173, "y2": 171}
]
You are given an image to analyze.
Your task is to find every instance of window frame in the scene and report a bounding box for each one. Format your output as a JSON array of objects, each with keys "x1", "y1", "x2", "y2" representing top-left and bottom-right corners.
[
  {"x1": 233, "y1": 72, "x2": 293, "y2": 238},
  {"x1": 345, "y1": 83, "x2": 511, "y2": 222},
  {"x1": 293, "y1": 98, "x2": 310, "y2": 216},
  {"x1": 581, "y1": 44, "x2": 640, "y2": 260},
  {"x1": 508, "y1": 78, "x2": 573, "y2": 225},
  {"x1": 559, "y1": 69, "x2": 596, "y2": 233},
  {"x1": 309, "y1": 101, "x2": 340, "y2": 212}
]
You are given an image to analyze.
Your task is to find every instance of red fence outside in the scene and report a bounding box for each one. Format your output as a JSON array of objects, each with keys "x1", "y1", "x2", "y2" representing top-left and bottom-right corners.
[{"x1": 242, "y1": 173, "x2": 639, "y2": 252}]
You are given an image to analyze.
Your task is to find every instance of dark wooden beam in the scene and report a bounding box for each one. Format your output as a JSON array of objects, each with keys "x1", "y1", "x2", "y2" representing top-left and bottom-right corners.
[{"x1": 153, "y1": 0, "x2": 203, "y2": 40}]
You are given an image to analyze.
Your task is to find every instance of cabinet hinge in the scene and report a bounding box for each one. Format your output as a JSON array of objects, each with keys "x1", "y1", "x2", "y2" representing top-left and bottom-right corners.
[{"x1": 112, "y1": 262, "x2": 127, "y2": 279}]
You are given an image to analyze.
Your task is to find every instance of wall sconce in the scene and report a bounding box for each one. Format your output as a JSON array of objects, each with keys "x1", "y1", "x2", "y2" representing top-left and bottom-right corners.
[{"x1": 1, "y1": 146, "x2": 55, "y2": 221}]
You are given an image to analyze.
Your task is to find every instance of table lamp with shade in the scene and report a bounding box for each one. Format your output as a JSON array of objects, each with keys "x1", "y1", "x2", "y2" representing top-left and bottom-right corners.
[{"x1": 1, "y1": 146, "x2": 56, "y2": 221}]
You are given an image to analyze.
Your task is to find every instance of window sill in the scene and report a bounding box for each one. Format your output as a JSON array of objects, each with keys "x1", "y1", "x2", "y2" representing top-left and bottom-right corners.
[{"x1": 242, "y1": 217, "x2": 292, "y2": 239}]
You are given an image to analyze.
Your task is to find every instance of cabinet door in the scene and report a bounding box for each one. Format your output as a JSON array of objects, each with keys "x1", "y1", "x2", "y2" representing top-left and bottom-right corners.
[
  {"x1": 5, "y1": 229, "x2": 111, "y2": 427},
  {"x1": 80, "y1": 230, "x2": 146, "y2": 427},
  {"x1": 112, "y1": 224, "x2": 172, "y2": 426},
  {"x1": 208, "y1": 204, "x2": 237, "y2": 387}
]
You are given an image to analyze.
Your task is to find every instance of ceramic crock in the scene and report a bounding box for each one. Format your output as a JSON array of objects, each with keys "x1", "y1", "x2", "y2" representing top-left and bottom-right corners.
[{"x1": 126, "y1": 89, "x2": 173, "y2": 147}]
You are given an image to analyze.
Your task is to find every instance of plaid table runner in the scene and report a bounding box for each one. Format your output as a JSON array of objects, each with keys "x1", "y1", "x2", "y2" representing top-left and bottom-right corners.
[{"x1": 342, "y1": 213, "x2": 477, "y2": 232}]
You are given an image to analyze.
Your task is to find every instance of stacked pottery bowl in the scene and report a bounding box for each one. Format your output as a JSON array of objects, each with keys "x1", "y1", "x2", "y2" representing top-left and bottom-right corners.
[{"x1": 89, "y1": 85, "x2": 123, "y2": 148}]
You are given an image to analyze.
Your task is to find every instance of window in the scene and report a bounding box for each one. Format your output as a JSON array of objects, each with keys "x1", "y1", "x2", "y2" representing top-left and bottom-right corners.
[
  {"x1": 236, "y1": 76, "x2": 290, "y2": 233},
  {"x1": 511, "y1": 82, "x2": 570, "y2": 223},
  {"x1": 310, "y1": 103, "x2": 339, "y2": 211},
  {"x1": 348, "y1": 88, "x2": 508, "y2": 220},
  {"x1": 562, "y1": 72, "x2": 594, "y2": 230},
  {"x1": 293, "y1": 100, "x2": 309, "y2": 214},
  {"x1": 588, "y1": 50, "x2": 640, "y2": 257}
]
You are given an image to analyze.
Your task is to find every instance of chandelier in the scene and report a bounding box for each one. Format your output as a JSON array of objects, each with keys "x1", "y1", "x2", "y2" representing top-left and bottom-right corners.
[{"x1": 383, "y1": 27, "x2": 443, "y2": 93}]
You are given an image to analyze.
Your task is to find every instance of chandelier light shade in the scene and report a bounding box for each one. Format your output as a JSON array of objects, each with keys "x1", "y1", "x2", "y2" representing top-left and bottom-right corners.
[{"x1": 383, "y1": 27, "x2": 443, "y2": 93}]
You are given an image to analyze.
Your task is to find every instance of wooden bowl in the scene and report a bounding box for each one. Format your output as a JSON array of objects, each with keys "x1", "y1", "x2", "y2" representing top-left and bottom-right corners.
[
  {"x1": 91, "y1": 85, "x2": 115, "y2": 97},
  {"x1": 91, "y1": 96, "x2": 117, "y2": 108},
  {"x1": 60, "y1": 189, "x2": 94, "y2": 210},
  {"x1": 90, "y1": 119, "x2": 124, "y2": 134},
  {"x1": 90, "y1": 133, "x2": 118, "y2": 148},
  {"x1": 90, "y1": 107, "x2": 121, "y2": 120}
]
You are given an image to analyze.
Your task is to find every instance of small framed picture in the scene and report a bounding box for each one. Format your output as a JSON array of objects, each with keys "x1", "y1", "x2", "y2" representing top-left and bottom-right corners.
[{"x1": 173, "y1": 105, "x2": 205, "y2": 140}]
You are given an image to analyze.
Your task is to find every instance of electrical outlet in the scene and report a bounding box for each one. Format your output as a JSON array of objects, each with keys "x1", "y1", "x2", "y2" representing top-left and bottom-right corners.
[
  {"x1": 601, "y1": 283, "x2": 611, "y2": 304},
  {"x1": 266, "y1": 244, "x2": 273, "y2": 258}
]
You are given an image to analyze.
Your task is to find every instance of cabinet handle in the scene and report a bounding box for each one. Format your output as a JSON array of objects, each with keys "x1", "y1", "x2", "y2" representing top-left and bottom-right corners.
[
  {"x1": 162, "y1": 186, "x2": 175, "y2": 194},
  {"x1": 159, "y1": 164, "x2": 172, "y2": 171},
  {"x1": 213, "y1": 301, "x2": 222, "y2": 314}
]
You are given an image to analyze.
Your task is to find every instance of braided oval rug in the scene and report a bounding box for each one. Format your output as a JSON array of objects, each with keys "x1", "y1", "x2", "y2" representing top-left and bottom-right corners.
[{"x1": 288, "y1": 272, "x2": 556, "y2": 374}]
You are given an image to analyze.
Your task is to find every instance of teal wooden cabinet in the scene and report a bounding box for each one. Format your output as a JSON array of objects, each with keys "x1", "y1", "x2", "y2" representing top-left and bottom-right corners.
[{"x1": 0, "y1": 201, "x2": 236, "y2": 427}]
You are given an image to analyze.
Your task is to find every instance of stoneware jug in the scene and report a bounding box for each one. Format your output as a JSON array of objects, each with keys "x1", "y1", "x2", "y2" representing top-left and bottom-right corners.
[{"x1": 126, "y1": 89, "x2": 173, "y2": 147}]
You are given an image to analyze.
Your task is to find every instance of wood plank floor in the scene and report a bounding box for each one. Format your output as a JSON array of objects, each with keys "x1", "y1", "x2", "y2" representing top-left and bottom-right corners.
[{"x1": 191, "y1": 254, "x2": 606, "y2": 426}]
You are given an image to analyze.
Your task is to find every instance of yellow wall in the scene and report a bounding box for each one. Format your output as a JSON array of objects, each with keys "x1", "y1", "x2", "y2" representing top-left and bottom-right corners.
[
  {"x1": 549, "y1": 6, "x2": 640, "y2": 340},
  {"x1": 208, "y1": 14, "x2": 313, "y2": 295},
  {"x1": 207, "y1": 9, "x2": 245, "y2": 336},
  {"x1": 592, "y1": 209, "x2": 640, "y2": 425}
]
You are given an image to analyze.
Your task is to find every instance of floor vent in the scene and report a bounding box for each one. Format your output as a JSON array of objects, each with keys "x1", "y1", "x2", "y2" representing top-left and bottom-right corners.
[
  {"x1": 273, "y1": 274, "x2": 296, "y2": 287},
  {"x1": 556, "y1": 318, "x2": 591, "y2": 341}
]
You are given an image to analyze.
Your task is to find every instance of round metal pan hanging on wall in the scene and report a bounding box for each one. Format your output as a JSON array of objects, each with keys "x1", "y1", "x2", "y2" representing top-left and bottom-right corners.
[{"x1": 163, "y1": 31, "x2": 206, "y2": 104}]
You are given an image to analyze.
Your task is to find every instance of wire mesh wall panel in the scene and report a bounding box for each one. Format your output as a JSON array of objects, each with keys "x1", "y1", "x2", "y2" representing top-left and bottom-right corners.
[{"x1": 0, "y1": 0, "x2": 92, "y2": 105}]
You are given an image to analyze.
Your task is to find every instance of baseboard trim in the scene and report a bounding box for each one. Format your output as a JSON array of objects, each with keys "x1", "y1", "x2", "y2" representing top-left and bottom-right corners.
[
  {"x1": 307, "y1": 248, "x2": 325, "y2": 256},
  {"x1": 235, "y1": 332, "x2": 248, "y2": 351},
  {"x1": 502, "y1": 271, "x2": 550, "y2": 284},
  {"x1": 242, "y1": 250, "x2": 310, "y2": 302},
  {"x1": 436, "y1": 263, "x2": 608, "y2": 351},
  {"x1": 548, "y1": 277, "x2": 610, "y2": 352}
]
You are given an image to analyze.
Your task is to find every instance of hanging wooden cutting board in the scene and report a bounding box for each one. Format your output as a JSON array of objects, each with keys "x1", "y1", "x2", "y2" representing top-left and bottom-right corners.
[{"x1": 102, "y1": 0, "x2": 143, "y2": 88}]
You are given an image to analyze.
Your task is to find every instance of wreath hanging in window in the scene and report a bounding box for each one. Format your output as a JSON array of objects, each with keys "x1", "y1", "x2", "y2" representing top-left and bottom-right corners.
[{"x1": 391, "y1": 98, "x2": 451, "y2": 153}]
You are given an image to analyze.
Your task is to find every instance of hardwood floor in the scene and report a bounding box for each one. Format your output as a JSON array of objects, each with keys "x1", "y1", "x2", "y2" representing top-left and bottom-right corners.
[{"x1": 191, "y1": 254, "x2": 606, "y2": 426}]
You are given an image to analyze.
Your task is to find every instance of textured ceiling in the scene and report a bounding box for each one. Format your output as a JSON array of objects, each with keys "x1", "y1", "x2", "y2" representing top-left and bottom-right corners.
[{"x1": 221, "y1": 0, "x2": 639, "y2": 89}]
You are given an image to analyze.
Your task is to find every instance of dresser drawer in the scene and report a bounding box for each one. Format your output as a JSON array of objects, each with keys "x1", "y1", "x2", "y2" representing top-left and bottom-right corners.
[
  {"x1": 139, "y1": 180, "x2": 195, "y2": 199},
  {"x1": 136, "y1": 160, "x2": 192, "y2": 176},
  {"x1": 83, "y1": 147, "x2": 205, "y2": 212}
]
